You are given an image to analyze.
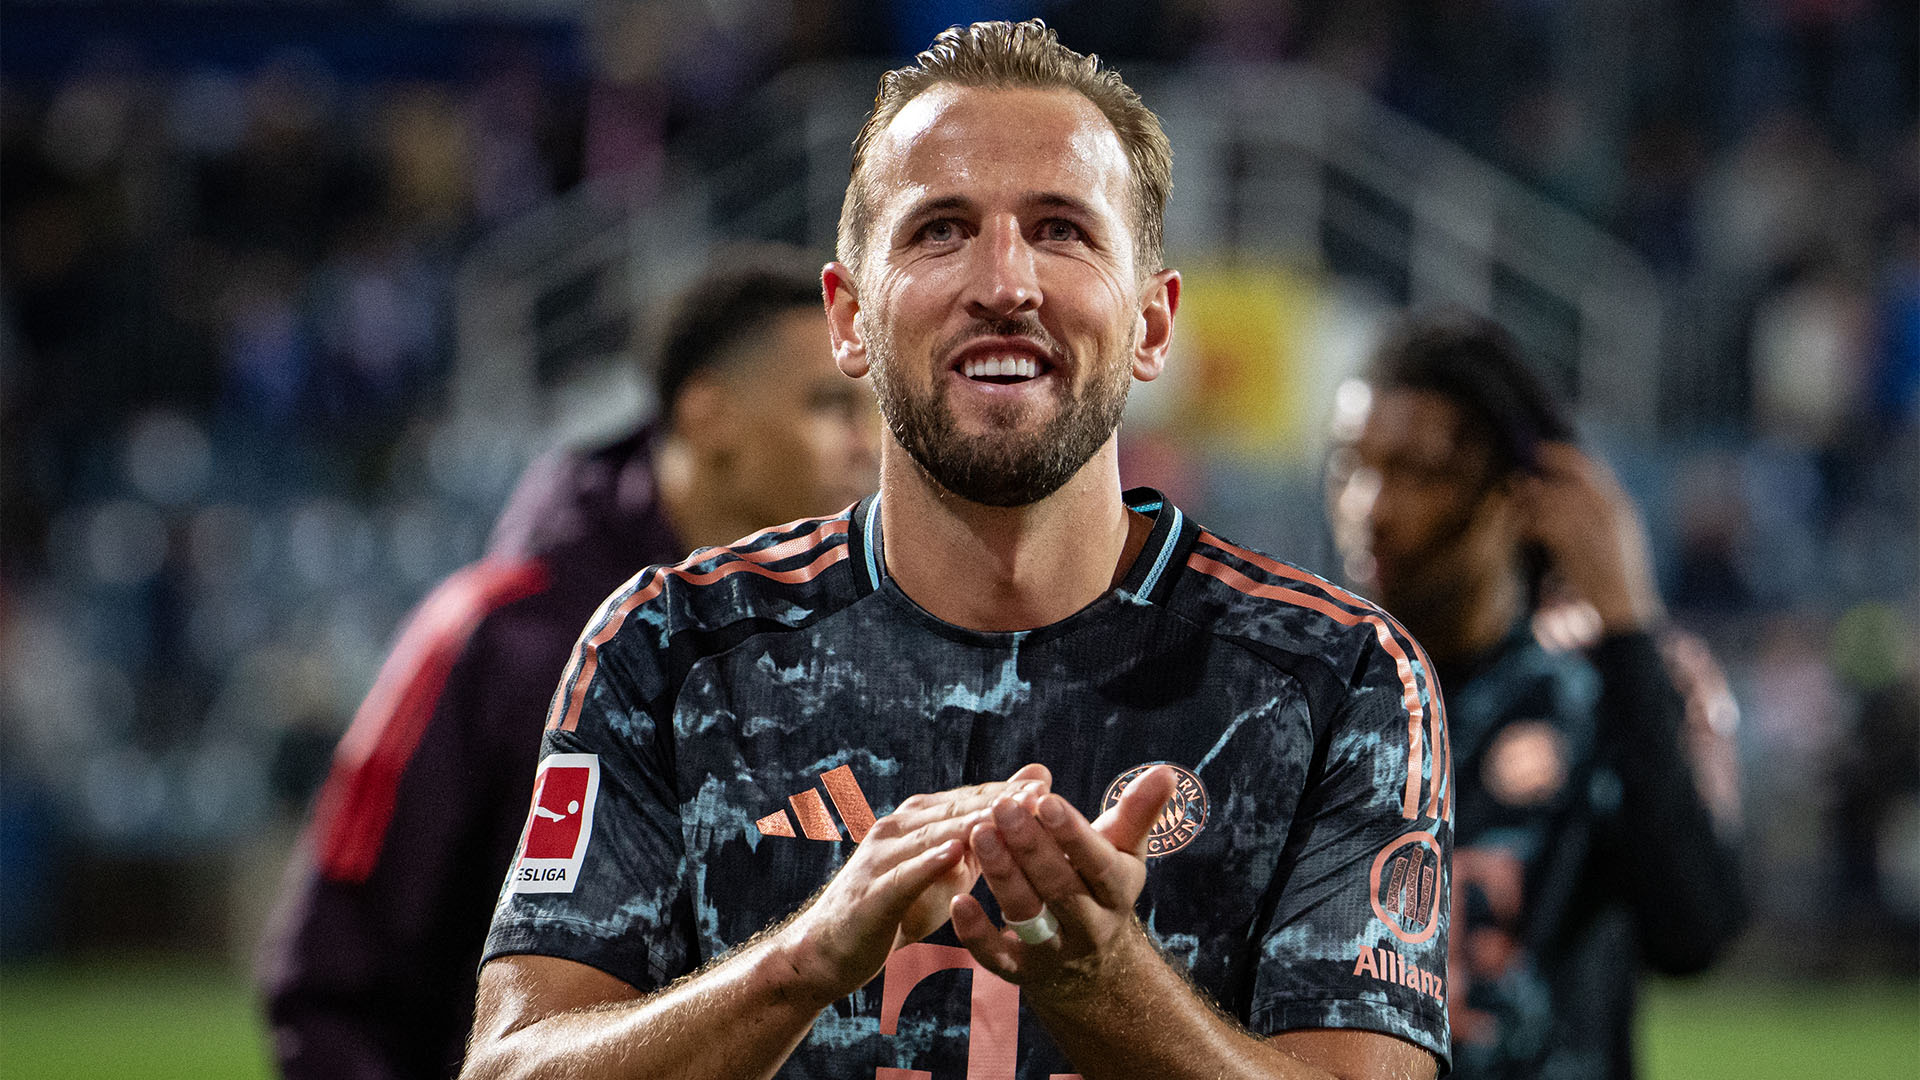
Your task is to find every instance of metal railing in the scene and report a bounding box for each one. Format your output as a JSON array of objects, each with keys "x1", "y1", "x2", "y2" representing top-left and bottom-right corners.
[{"x1": 451, "y1": 62, "x2": 1665, "y2": 436}]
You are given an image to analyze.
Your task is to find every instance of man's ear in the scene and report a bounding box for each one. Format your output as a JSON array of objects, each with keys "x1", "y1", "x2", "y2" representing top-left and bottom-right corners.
[
  {"x1": 1131, "y1": 269, "x2": 1180, "y2": 382},
  {"x1": 1489, "y1": 470, "x2": 1534, "y2": 543},
  {"x1": 670, "y1": 375, "x2": 734, "y2": 456},
  {"x1": 823, "y1": 262, "x2": 868, "y2": 378}
]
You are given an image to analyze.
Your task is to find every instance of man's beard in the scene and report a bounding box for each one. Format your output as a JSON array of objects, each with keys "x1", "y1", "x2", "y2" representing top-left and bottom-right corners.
[{"x1": 868, "y1": 317, "x2": 1131, "y2": 507}]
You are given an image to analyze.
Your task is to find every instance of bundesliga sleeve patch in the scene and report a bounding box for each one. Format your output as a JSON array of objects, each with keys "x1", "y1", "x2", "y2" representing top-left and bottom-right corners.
[{"x1": 509, "y1": 753, "x2": 600, "y2": 893}]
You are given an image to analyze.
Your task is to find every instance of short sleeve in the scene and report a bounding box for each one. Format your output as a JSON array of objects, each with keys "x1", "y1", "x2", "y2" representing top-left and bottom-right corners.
[
  {"x1": 1248, "y1": 629, "x2": 1452, "y2": 1068},
  {"x1": 480, "y1": 612, "x2": 699, "y2": 993}
]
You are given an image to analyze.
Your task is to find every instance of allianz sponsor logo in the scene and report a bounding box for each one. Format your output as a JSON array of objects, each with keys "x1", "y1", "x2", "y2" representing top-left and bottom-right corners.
[{"x1": 1352, "y1": 943, "x2": 1444, "y2": 1004}]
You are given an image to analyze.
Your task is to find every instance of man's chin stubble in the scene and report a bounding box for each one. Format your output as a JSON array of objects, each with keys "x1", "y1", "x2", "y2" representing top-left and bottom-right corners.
[{"x1": 871, "y1": 342, "x2": 1131, "y2": 508}]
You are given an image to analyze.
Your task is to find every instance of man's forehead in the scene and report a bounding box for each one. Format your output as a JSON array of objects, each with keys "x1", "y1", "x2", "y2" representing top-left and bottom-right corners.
[
  {"x1": 1360, "y1": 388, "x2": 1476, "y2": 461},
  {"x1": 866, "y1": 83, "x2": 1130, "y2": 212}
]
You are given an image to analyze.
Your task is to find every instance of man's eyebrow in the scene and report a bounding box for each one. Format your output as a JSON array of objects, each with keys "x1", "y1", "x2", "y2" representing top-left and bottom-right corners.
[
  {"x1": 897, "y1": 192, "x2": 1104, "y2": 224},
  {"x1": 1023, "y1": 192, "x2": 1101, "y2": 218},
  {"x1": 897, "y1": 194, "x2": 976, "y2": 224}
]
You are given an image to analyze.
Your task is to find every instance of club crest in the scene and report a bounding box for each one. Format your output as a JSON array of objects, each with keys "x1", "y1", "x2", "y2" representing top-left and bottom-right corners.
[{"x1": 1103, "y1": 762, "x2": 1208, "y2": 857}]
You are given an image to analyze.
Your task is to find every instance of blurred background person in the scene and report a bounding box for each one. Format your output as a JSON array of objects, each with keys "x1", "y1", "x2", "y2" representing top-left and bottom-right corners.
[
  {"x1": 1324, "y1": 312, "x2": 1747, "y2": 1079},
  {"x1": 254, "y1": 248, "x2": 879, "y2": 1080}
]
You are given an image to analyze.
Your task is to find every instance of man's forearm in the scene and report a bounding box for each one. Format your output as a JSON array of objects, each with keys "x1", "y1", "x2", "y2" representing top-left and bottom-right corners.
[
  {"x1": 954, "y1": 779, "x2": 1436, "y2": 1080},
  {"x1": 466, "y1": 774, "x2": 1027, "y2": 1080},
  {"x1": 1590, "y1": 631, "x2": 1747, "y2": 967},
  {"x1": 1027, "y1": 926, "x2": 1342, "y2": 1080},
  {"x1": 462, "y1": 940, "x2": 828, "y2": 1080}
]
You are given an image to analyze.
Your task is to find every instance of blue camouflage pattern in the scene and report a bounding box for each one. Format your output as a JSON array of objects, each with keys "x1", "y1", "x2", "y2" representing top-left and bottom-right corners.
[{"x1": 484, "y1": 490, "x2": 1452, "y2": 1076}]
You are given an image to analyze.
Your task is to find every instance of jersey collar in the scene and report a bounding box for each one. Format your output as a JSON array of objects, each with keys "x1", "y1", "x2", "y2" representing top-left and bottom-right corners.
[{"x1": 846, "y1": 487, "x2": 1194, "y2": 607}]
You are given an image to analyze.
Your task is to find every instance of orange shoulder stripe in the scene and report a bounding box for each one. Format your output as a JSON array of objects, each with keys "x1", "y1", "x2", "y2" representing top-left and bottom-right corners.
[
  {"x1": 546, "y1": 519, "x2": 850, "y2": 734},
  {"x1": 1189, "y1": 540, "x2": 1440, "y2": 821},
  {"x1": 1195, "y1": 532, "x2": 1448, "y2": 819}
]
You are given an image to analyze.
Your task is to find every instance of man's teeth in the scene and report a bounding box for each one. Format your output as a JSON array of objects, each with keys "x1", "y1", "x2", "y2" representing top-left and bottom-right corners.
[{"x1": 961, "y1": 355, "x2": 1040, "y2": 379}]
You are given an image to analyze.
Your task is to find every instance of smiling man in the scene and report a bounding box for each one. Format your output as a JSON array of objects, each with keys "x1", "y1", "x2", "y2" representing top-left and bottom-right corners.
[{"x1": 464, "y1": 21, "x2": 1450, "y2": 1080}]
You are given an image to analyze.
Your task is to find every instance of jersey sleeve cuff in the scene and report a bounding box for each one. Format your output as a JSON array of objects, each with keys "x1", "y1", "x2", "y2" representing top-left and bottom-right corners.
[
  {"x1": 1249, "y1": 996, "x2": 1451, "y2": 1075},
  {"x1": 480, "y1": 918, "x2": 670, "y2": 995}
]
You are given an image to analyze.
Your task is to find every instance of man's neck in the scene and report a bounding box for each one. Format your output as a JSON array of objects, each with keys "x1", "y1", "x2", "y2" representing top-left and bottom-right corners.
[
  {"x1": 1403, "y1": 567, "x2": 1526, "y2": 675},
  {"x1": 878, "y1": 442, "x2": 1146, "y2": 633}
]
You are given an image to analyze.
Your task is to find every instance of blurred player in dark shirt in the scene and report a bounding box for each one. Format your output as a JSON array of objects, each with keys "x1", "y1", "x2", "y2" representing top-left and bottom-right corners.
[
  {"x1": 1325, "y1": 311, "x2": 1747, "y2": 1079},
  {"x1": 256, "y1": 248, "x2": 879, "y2": 1080}
]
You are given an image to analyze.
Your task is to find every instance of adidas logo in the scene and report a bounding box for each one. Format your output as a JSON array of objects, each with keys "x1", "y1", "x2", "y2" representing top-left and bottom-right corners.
[{"x1": 755, "y1": 764, "x2": 876, "y2": 842}]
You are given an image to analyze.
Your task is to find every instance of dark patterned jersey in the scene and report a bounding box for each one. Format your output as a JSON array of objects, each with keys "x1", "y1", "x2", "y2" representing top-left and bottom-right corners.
[
  {"x1": 1442, "y1": 625, "x2": 1745, "y2": 1079},
  {"x1": 483, "y1": 490, "x2": 1453, "y2": 1077}
]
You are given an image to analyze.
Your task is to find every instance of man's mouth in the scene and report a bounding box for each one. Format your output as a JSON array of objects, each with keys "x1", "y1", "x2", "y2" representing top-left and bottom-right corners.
[
  {"x1": 960, "y1": 354, "x2": 1045, "y2": 384},
  {"x1": 949, "y1": 335, "x2": 1059, "y2": 388}
]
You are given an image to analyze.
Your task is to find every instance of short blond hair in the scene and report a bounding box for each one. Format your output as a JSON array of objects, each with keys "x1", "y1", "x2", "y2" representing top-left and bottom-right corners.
[{"x1": 837, "y1": 19, "x2": 1173, "y2": 279}]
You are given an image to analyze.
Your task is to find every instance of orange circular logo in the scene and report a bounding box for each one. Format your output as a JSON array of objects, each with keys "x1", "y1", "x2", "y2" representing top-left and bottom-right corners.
[
  {"x1": 1103, "y1": 762, "x2": 1209, "y2": 858},
  {"x1": 1368, "y1": 832, "x2": 1444, "y2": 944}
]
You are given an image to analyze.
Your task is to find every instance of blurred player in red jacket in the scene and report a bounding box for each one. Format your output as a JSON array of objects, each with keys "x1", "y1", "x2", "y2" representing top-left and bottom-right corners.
[{"x1": 257, "y1": 247, "x2": 879, "y2": 1080}]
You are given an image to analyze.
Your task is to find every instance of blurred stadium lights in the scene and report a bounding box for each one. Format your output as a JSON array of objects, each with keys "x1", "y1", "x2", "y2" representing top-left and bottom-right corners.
[
  {"x1": 123, "y1": 410, "x2": 215, "y2": 509},
  {"x1": 76, "y1": 499, "x2": 171, "y2": 588},
  {"x1": 396, "y1": 0, "x2": 585, "y2": 16}
]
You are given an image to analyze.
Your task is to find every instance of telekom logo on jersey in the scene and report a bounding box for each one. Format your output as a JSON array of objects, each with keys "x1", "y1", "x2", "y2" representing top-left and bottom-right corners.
[
  {"x1": 878, "y1": 944, "x2": 1081, "y2": 1080},
  {"x1": 504, "y1": 760, "x2": 1079, "y2": 1073}
]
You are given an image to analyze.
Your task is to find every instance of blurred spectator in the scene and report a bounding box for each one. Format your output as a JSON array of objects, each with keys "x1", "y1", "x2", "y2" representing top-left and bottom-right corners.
[
  {"x1": 308, "y1": 217, "x2": 448, "y2": 447},
  {"x1": 1666, "y1": 451, "x2": 1755, "y2": 615},
  {"x1": 1828, "y1": 604, "x2": 1920, "y2": 963},
  {"x1": 1324, "y1": 312, "x2": 1745, "y2": 1079},
  {"x1": 1694, "y1": 109, "x2": 1880, "y2": 292},
  {"x1": 1748, "y1": 251, "x2": 1876, "y2": 447},
  {"x1": 1871, "y1": 132, "x2": 1920, "y2": 426},
  {"x1": 195, "y1": 50, "x2": 365, "y2": 263},
  {"x1": 218, "y1": 250, "x2": 313, "y2": 430},
  {"x1": 1726, "y1": 0, "x2": 1910, "y2": 152},
  {"x1": 377, "y1": 86, "x2": 473, "y2": 235},
  {"x1": 466, "y1": 50, "x2": 560, "y2": 225},
  {"x1": 257, "y1": 248, "x2": 878, "y2": 1080},
  {"x1": 1616, "y1": 116, "x2": 1710, "y2": 278}
]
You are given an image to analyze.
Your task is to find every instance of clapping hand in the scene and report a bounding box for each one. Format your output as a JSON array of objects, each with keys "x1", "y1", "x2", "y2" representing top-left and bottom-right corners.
[{"x1": 949, "y1": 764, "x2": 1179, "y2": 995}]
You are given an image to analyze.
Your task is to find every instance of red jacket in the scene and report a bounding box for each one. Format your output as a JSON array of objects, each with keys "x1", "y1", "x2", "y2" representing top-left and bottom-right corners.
[{"x1": 257, "y1": 426, "x2": 685, "y2": 1080}]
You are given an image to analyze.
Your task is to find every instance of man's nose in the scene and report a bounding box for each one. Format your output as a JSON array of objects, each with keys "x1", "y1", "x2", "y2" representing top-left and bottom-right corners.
[
  {"x1": 964, "y1": 216, "x2": 1040, "y2": 318},
  {"x1": 1333, "y1": 466, "x2": 1384, "y2": 533}
]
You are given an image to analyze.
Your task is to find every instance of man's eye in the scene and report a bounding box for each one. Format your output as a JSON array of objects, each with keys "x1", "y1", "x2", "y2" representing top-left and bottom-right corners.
[
  {"x1": 919, "y1": 220, "x2": 958, "y2": 243},
  {"x1": 1040, "y1": 220, "x2": 1082, "y2": 242},
  {"x1": 1384, "y1": 462, "x2": 1455, "y2": 488}
]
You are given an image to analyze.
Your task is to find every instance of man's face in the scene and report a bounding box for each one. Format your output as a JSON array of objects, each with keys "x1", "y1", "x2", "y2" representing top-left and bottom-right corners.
[
  {"x1": 716, "y1": 307, "x2": 881, "y2": 525},
  {"x1": 1325, "y1": 385, "x2": 1513, "y2": 617},
  {"x1": 827, "y1": 84, "x2": 1177, "y2": 507}
]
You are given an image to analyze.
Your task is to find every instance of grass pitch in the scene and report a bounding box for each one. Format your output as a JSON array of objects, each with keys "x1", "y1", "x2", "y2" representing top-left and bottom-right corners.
[
  {"x1": 0, "y1": 961, "x2": 1912, "y2": 1078},
  {"x1": 0, "y1": 960, "x2": 271, "y2": 1080},
  {"x1": 1640, "y1": 976, "x2": 1918, "y2": 1080}
]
